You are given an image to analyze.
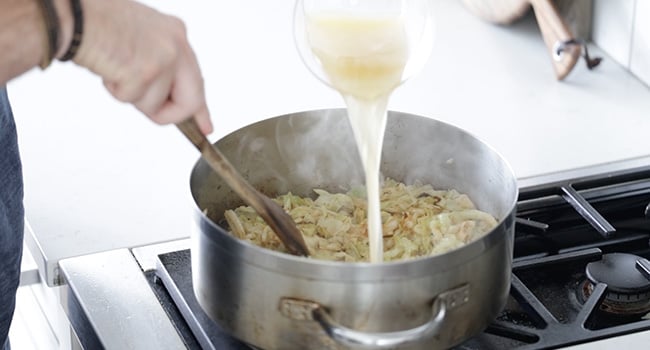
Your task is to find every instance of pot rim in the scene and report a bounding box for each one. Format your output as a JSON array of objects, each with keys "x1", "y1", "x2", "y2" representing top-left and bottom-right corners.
[{"x1": 190, "y1": 109, "x2": 519, "y2": 280}]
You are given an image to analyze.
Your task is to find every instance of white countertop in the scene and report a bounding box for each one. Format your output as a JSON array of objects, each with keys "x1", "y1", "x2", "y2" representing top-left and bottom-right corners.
[{"x1": 7, "y1": 0, "x2": 650, "y2": 285}]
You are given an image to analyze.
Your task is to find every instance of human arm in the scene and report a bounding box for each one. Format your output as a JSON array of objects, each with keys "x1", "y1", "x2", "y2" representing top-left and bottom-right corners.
[
  {"x1": 0, "y1": 0, "x2": 212, "y2": 134},
  {"x1": 0, "y1": 0, "x2": 55, "y2": 83}
]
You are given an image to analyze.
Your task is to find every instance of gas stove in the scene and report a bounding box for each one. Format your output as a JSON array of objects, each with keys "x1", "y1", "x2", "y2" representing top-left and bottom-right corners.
[{"x1": 59, "y1": 158, "x2": 650, "y2": 349}]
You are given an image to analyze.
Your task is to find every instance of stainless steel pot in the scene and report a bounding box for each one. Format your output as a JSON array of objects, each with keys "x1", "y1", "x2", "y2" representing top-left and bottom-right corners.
[{"x1": 189, "y1": 109, "x2": 518, "y2": 349}]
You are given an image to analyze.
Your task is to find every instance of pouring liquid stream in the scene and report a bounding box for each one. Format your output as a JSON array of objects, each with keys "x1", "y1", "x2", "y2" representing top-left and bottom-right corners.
[{"x1": 306, "y1": 13, "x2": 409, "y2": 263}]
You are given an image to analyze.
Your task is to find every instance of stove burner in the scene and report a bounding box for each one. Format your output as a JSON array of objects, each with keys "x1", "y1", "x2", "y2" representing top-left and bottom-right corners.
[{"x1": 582, "y1": 253, "x2": 650, "y2": 315}]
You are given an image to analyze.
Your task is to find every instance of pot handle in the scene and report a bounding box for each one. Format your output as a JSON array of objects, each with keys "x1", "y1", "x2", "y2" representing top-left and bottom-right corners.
[{"x1": 279, "y1": 284, "x2": 469, "y2": 349}]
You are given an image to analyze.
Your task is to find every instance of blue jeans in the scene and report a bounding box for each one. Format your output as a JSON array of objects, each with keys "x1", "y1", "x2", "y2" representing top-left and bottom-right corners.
[{"x1": 0, "y1": 87, "x2": 24, "y2": 350}]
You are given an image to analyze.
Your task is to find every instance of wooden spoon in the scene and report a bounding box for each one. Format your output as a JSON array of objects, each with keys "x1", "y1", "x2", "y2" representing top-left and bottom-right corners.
[
  {"x1": 462, "y1": 0, "x2": 581, "y2": 80},
  {"x1": 177, "y1": 118, "x2": 310, "y2": 257}
]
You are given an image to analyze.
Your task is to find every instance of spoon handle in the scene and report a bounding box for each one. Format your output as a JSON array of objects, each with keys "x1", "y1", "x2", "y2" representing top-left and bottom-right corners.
[{"x1": 176, "y1": 118, "x2": 310, "y2": 257}]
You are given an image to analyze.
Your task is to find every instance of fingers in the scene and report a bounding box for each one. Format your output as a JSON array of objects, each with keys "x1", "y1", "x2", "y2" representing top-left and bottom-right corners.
[
  {"x1": 76, "y1": 0, "x2": 213, "y2": 134},
  {"x1": 133, "y1": 70, "x2": 174, "y2": 117},
  {"x1": 105, "y1": 58, "x2": 213, "y2": 135},
  {"x1": 109, "y1": 71, "x2": 166, "y2": 104},
  {"x1": 194, "y1": 104, "x2": 213, "y2": 135},
  {"x1": 145, "y1": 43, "x2": 213, "y2": 134}
]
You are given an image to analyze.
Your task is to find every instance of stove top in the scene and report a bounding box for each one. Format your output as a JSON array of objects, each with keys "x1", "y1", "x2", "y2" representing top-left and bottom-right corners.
[
  {"x1": 57, "y1": 161, "x2": 650, "y2": 350},
  {"x1": 151, "y1": 249, "x2": 650, "y2": 350},
  {"x1": 142, "y1": 167, "x2": 650, "y2": 349}
]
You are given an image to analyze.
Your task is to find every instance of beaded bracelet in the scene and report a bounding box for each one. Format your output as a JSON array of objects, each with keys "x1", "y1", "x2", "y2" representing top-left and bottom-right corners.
[
  {"x1": 34, "y1": 0, "x2": 60, "y2": 69},
  {"x1": 60, "y1": 0, "x2": 83, "y2": 61}
]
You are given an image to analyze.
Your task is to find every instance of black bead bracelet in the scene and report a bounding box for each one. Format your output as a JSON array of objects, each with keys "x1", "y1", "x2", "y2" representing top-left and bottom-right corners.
[{"x1": 59, "y1": 0, "x2": 83, "y2": 61}]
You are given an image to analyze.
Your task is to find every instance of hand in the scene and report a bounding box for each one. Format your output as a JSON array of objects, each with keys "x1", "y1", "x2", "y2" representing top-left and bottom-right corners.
[{"x1": 68, "y1": 0, "x2": 213, "y2": 134}]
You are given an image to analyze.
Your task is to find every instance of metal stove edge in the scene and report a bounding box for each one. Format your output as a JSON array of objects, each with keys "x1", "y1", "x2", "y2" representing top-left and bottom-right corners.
[
  {"x1": 59, "y1": 244, "x2": 190, "y2": 350},
  {"x1": 517, "y1": 155, "x2": 650, "y2": 190}
]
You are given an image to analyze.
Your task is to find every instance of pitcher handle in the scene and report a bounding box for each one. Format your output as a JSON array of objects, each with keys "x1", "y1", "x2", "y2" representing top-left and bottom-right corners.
[{"x1": 279, "y1": 284, "x2": 469, "y2": 349}]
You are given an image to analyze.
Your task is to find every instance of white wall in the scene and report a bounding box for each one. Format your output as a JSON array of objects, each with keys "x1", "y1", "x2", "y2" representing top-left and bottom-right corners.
[
  {"x1": 630, "y1": 1, "x2": 650, "y2": 86},
  {"x1": 592, "y1": 0, "x2": 649, "y2": 87}
]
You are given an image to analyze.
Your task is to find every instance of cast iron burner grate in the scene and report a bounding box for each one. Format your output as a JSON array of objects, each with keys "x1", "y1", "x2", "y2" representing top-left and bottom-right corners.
[
  {"x1": 150, "y1": 167, "x2": 650, "y2": 349},
  {"x1": 457, "y1": 248, "x2": 650, "y2": 349}
]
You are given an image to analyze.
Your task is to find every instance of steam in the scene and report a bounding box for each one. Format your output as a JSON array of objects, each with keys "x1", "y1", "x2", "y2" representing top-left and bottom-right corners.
[
  {"x1": 230, "y1": 109, "x2": 365, "y2": 197},
  {"x1": 276, "y1": 109, "x2": 366, "y2": 194},
  {"x1": 219, "y1": 110, "x2": 515, "y2": 219}
]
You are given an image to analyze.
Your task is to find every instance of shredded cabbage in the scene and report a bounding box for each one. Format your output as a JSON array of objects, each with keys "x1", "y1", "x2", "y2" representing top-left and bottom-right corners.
[{"x1": 223, "y1": 179, "x2": 497, "y2": 262}]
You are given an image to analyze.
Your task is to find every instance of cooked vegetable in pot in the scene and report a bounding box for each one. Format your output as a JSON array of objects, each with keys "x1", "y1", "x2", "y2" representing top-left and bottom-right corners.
[{"x1": 223, "y1": 178, "x2": 497, "y2": 262}]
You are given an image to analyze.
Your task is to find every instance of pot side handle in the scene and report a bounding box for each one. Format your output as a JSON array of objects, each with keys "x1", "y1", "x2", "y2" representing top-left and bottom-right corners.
[{"x1": 279, "y1": 284, "x2": 470, "y2": 349}]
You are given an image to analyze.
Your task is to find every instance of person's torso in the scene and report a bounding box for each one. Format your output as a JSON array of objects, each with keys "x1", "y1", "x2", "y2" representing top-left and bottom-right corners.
[{"x1": 0, "y1": 86, "x2": 25, "y2": 345}]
